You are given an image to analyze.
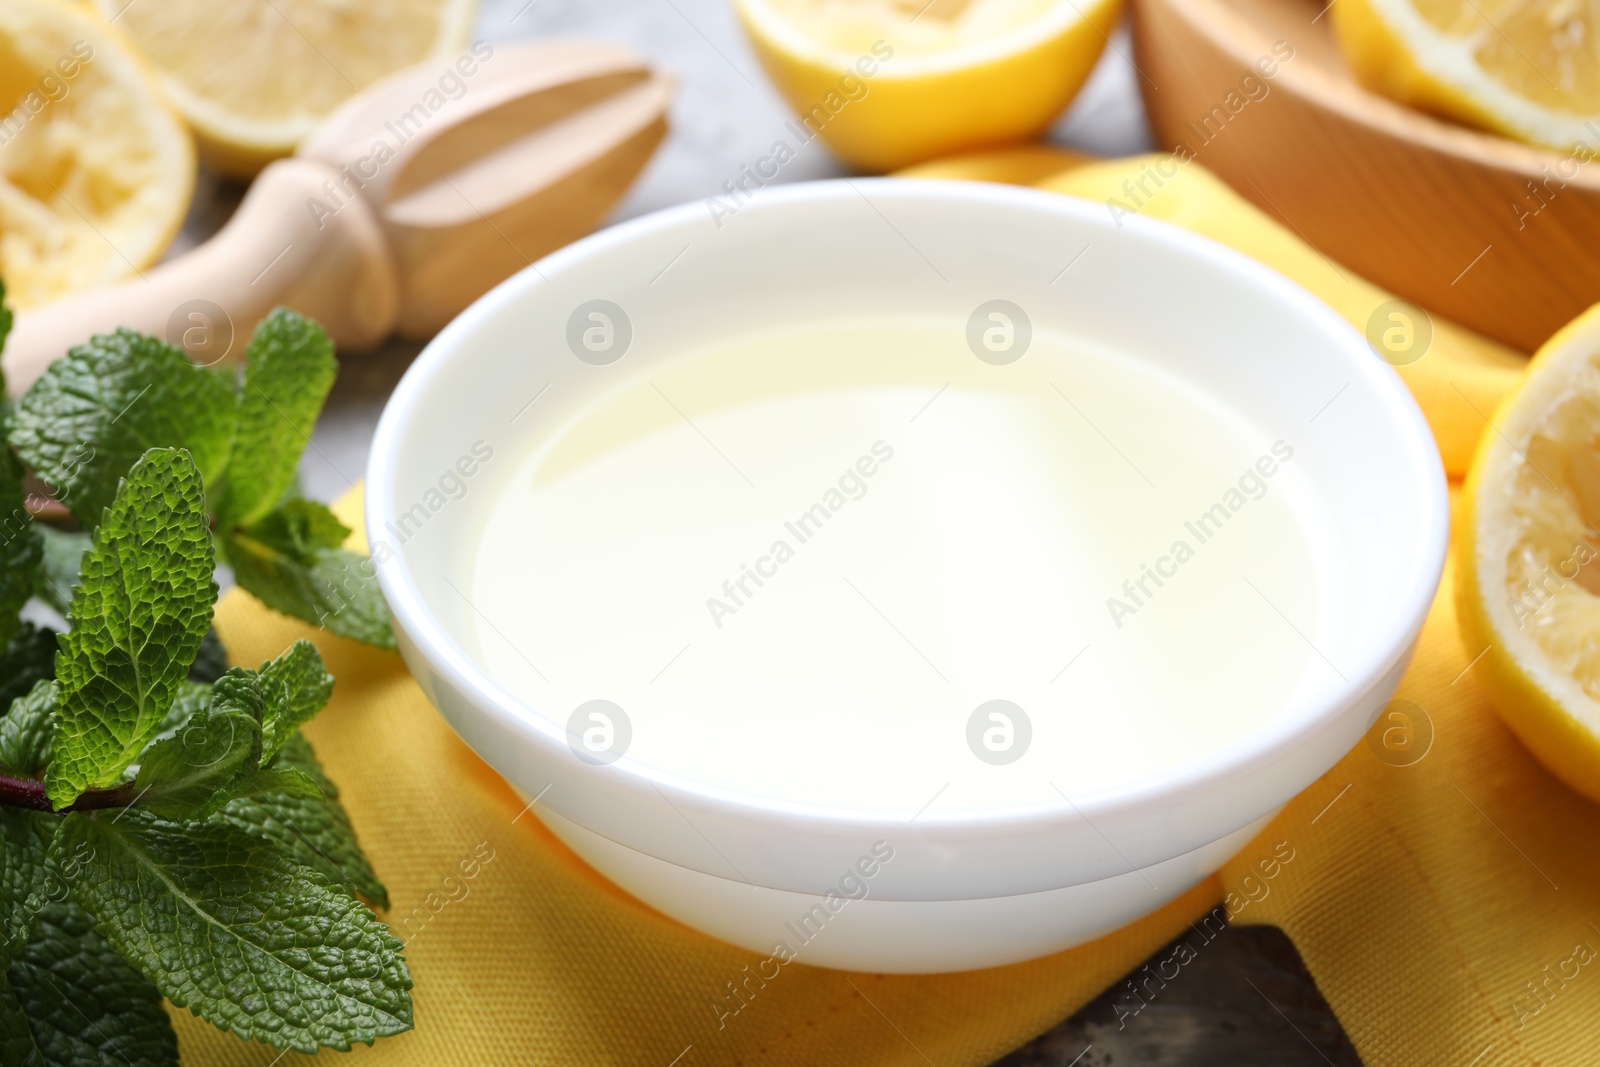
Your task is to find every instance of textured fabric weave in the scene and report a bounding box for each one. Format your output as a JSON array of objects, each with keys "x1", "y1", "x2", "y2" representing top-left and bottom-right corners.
[{"x1": 173, "y1": 157, "x2": 1596, "y2": 1067}]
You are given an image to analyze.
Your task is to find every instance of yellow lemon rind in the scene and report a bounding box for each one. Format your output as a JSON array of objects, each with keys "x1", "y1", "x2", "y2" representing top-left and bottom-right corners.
[
  {"x1": 1457, "y1": 302, "x2": 1600, "y2": 804},
  {"x1": 732, "y1": 0, "x2": 1123, "y2": 172}
]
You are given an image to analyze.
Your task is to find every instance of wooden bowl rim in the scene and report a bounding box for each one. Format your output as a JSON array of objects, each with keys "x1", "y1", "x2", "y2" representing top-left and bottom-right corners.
[{"x1": 1157, "y1": 0, "x2": 1600, "y2": 188}]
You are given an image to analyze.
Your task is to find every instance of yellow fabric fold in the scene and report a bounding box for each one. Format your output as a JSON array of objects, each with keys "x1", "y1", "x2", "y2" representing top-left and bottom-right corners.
[
  {"x1": 175, "y1": 155, "x2": 1600, "y2": 1067},
  {"x1": 1037, "y1": 156, "x2": 1525, "y2": 481}
]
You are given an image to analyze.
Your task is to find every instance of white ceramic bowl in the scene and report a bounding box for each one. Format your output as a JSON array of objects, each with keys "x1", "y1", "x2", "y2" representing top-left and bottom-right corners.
[{"x1": 367, "y1": 179, "x2": 1448, "y2": 973}]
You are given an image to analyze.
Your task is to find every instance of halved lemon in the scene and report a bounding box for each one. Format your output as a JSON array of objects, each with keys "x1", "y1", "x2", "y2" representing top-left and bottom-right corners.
[
  {"x1": 733, "y1": 0, "x2": 1123, "y2": 172},
  {"x1": 1333, "y1": 0, "x2": 1600, "y2": 151},
  {"x1": 1458, "y1": 302, "x2": 1600, "y2": 803},
  {"x1": 92, "y1": 0, "x2": 478, "y2": 177},
  {"x1": 0, "y1": 0, "x2": 193, "y2": 310}
]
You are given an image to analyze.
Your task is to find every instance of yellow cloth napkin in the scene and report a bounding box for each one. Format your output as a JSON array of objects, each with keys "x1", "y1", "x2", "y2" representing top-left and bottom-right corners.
[{"x1": 173, "y1": 156, "x2": 1600, "y2": 1067}]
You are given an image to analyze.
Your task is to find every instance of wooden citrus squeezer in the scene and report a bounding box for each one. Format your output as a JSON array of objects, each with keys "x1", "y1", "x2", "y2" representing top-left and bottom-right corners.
[{"x1": 2, "y1": 40, "x2": 674, "y2": 392}]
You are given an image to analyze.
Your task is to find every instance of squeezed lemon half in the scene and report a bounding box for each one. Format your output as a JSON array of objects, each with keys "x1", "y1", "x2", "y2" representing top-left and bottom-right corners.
[
  {"x1": 1458, "y1": 302, "x2": 1600, "y2": 803},
  {"x1": 0, "y1": 0, "x2": 193, "y2": 310},
  {"x1": 92, "y1": 0, "x2": 478, "y2": 176},
  {"x1": 1334, "y1": 0, "x2": 1600, "y2": 151},
  {"x1": 733, "y1": 0, "x2": 1123, "y2": 171}
]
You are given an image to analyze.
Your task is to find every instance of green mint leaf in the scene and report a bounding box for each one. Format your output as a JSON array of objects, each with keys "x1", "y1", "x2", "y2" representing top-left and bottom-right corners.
[
  {"x1": 0, "y1": 279, "x2": 12, "y2": 361},
  {"x1": 0, "y1": 622, "x2": 56, "y2": 711},
  {"x1": 0, "y1": 900, "x2": 178, "y2": 1067},
  {"x1": 214, "y1": 310, "x2": 336, "y2": 532},
  {"x1": 188, "y1": 628, "x2": 230, "y2": 684},
  {"x1": 215, "y1": 732, "x2": 388, "y2": 908},
  {"x1": 232, "y1": 765, "x2": 325, "y2": 803},
  {"x1": 256, "y1": 639, "x2": 332, "y2": 762},
  {"x1": 7, "y1": 329, "x2": 236, "y2": 529},
  {"x1": 0, "y1": 809, "x2": 53, "y2": 964},
  {"x1": 0, "y1": 682, "x2": 56, "y2": 776},
  {"x1": 133, "y1": 669, "x2": 263, "y2": 821},
  {"x1": 0, "y1": 281, "x2": 9, "y2": 429},
  {"x1": 0, "y1": 977, "x2": 28, "y2": 1065},
  {"x1": 45, "y1": 449, "x2": 217, "y2": 810},
  {"x1": 243, "y1": 498, "x2": 351, "y2": 563},
  {"x1": 0, "y1": 452, "x2": 41, "y2": 648},
  {"x1": 142, "y1": 680, "x2": 211, "y2": 752},
  {"x1": 56, "y1": 809, "x2": 412, "y2": 1053},
  {"x1": 226, "y1": 535, "x2": 395, "y2": 649},
  {"x1": 34, "y1": 525, "x2": 89, "y2": 618}
]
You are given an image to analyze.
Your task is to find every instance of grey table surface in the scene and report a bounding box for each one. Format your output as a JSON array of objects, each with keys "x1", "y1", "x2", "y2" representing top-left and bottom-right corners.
[{"x1": 170, "y1": 0, "x2": 1364, "y2": 1061}]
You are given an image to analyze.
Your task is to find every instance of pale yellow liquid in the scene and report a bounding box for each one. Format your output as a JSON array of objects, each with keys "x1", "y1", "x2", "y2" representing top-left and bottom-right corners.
[{"x1": 470, "y1": 321, "x2": 1336, "y2": 814}]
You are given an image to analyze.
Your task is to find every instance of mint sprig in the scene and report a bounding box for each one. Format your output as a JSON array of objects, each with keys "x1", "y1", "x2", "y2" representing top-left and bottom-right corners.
[
  {"x1": 0, "y1": 448, "x2": 41, "y2": 649},
  {"x1": 45, "y1": 449, "x2": 217, "y2": 810},
  {"x1": 6, "y1": 306, "x2": 396, "y2": 649},
  {"x1": 133, "y1": 668, "x2": 265, "y2": 822},
  {"x1": 0, "y1": 280, "x2": 12, "y2": 364},
  {"x1": 0, "y1": 682, "x2": 55, "y2": 778},
  {"x1": 8, "y1": 330, "x2": 236, "y2": 528},
  {"x1": 228, "y1": 537, "x2": 396, "y2": 647},
  {"x1": 2, "y1": 901, "x2": 181, "y2": 1066},
  {"x1": 214, "y1": 732, "x2": 390, "y2": 909},
  {"x1": 0, "y1": 809, "x2": 50, "y2": 963},
  {"x1": 0, "y1": 289, "x2": 407, "y2": 1060},
  {"x1": 256, "y1": 639, "x2": 335, "y2": 761},
  {"x1": 214, "y1": 309, "x2": 338, "y2": 530},
  {"x1": 0, "y1": 623, "x2": 55, "y2": 711},
  {"x1": 56, "y1": 811, "x2": 411, "y2": 1053},
  {"x1": 0, "y1": 447, "x2": 408, "y2": 1058}
]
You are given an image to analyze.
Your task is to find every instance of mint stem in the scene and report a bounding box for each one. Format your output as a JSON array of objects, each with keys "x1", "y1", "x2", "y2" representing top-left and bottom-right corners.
[
  {"x1": 0, "y1": 772, "x2": 138, "y2": 813},
  {"x1": 24, "y1": 497, "x2": 75, "y2": 529}
]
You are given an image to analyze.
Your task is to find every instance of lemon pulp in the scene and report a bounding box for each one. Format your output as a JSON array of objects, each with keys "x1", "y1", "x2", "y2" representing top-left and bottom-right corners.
[
  {"x1": 1458, "y1": 302, "x2": 1600, "y2": 804},
  {"x1": 95, "y1": 0, "x2": 476, "y2": 174},
  {"x1": 1496, "y1": 360, "x2": 1600, "y2": 694},
  {"x1": 1335, "y1": 0, "x2": 1600, "y2": 150},
  {"x1": 0, "y1": 0, "x2": 193, "y2": 308},
  {"x1": 1410, "y1": 0, "x2": 1600, "y2": 113}
]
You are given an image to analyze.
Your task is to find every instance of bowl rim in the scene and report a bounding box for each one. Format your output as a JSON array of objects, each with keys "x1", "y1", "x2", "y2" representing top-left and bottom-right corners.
[{"x1": 367, "y1": 177, "x2": 1448, "y2": 841}]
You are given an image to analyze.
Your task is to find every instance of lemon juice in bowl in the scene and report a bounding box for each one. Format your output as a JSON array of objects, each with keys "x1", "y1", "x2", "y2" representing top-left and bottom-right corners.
[
  {"x1": 370, "y1": 179, "x2": 1448, "y2": 970},
  {"x1": 468, "y1": 317, "x2": 1336, "y2": 815}
]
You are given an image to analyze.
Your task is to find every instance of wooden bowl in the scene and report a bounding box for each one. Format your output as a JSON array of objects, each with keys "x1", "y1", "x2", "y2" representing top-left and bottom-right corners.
[{"x1": 1130, "y1": 0, "x2": 1600, "y2": 352}]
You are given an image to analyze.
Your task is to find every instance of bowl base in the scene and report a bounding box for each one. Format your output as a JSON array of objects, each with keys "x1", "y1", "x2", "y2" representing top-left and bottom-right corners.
[{"x1": 533, "y1": 804, "x2": 1278, "y2": 973}]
